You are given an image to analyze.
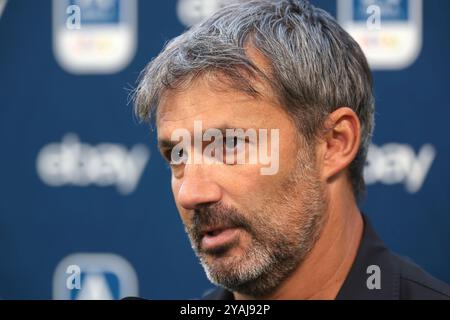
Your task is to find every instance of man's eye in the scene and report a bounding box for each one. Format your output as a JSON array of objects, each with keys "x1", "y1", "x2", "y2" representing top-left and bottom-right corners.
[
  {"x1": 163, "y1": 149, "x2": 177, "y2": 162},
  {"x1": 222, "y1": 136, "x2": 246, "y2": 165},
  {"x1": 168, "y1": 147, "x2": 188, "y2": 165},
  {"x1": 225, "y1": 136, "x2": 239, "y2": 151}
]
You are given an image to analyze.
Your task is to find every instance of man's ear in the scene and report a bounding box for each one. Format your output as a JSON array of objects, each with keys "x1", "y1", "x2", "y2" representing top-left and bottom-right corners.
[{"x1": 318, "y1": 107, "x2": 361, "y2": 181}]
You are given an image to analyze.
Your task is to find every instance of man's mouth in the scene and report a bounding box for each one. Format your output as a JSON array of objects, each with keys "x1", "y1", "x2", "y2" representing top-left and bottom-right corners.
[{"x1": 200, "y1": 227, "x2": 240, "y2": 251}]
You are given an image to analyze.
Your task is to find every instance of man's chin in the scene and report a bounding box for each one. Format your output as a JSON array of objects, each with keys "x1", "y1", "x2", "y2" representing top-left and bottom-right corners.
[
  {"x1": 201, "y1": 253, "x2": 253, "y2": 287},
  {"x1": 201, "y1": 250, "x2": 275, "y2": 297}
]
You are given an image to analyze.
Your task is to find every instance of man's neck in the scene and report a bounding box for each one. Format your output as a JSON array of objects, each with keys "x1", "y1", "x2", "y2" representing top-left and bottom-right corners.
[{"x1": 234, "y1": 190, "x2": 364, "y2": 300}]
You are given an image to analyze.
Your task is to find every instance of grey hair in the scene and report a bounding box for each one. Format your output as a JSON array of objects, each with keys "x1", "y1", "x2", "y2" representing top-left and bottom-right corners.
[{"x1": 134, "y1": 0, "x2": 375, "y2": 202}]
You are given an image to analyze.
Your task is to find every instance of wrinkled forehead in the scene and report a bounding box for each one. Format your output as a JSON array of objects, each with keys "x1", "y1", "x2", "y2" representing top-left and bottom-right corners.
[
  {"x1": 157, "y1": 90, "x2": 257, "y2": 142},
  {"x1": 157, "y1": 89, "x2": 278, "y2": 137}
]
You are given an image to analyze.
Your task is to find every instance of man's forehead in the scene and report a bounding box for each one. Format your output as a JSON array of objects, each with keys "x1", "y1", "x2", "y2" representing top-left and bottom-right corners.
[
  {"x1": 156, "y1": 83, "x2": 265, "y2": 126},
  {"x1": 157, "y1": 92, "x2": 217, "y2": 123}
]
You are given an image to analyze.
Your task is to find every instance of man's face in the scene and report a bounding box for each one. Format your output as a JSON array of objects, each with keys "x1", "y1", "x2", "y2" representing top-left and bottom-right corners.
[{"x1": 157, "y1": 76, "x2": 328, "y2": 297}]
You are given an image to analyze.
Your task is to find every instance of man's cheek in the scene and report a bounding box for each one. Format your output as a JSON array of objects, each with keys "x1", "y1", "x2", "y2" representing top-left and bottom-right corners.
[
  {"x1": 171, "y1": 178, "x2": 181, "y2": 202},
  {"x1": 171, "y1": 183, "x2": 188, "y2": 222}
]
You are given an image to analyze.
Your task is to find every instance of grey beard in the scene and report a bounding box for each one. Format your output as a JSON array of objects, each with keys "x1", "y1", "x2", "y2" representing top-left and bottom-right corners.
[{"x1": 196, "y1": 208, "x2": 325, "y2": 298}]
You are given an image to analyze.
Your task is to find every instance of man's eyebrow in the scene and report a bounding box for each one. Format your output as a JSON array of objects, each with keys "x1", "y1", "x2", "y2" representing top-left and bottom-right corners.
[
  {"x1": 157, "y1": 125, "x2": 253, "y2": 149},
  {"x1": 157, "y1": 139, "x2": 175, "y2": 150}
]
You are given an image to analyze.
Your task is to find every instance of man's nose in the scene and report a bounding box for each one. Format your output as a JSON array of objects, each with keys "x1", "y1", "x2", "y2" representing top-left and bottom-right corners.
[{"x1": 176, "y1": 165, "x2": 222, "y2": 210}]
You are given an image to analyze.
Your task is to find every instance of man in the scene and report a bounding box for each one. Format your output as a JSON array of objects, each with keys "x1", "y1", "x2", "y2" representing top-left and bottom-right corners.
[{"x1": 133, "y1": 0, "x2": 450, "y2": 299}]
